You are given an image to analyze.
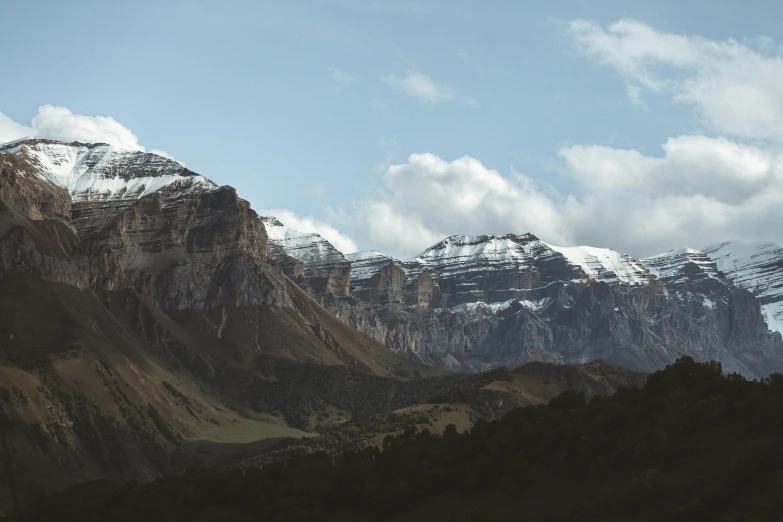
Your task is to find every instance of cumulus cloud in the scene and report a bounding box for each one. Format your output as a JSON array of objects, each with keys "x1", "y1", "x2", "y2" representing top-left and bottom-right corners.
[
  {"x1": 337, "y1": 21, "x2": 783, "y2": 259},
  {"x1": 352, "y1": 153, "x2": 569, "y2": 258},
  {"x1": 262, "y1": 208, "x2": 359, "y2": 255},
  {"x1": 557, "y1": 137, "x2": 783, "y2": 255},
  {"x1": 350, "y1": 138, "x2": 783, "y2": 259},
  {"x1": 30, "y1": 105, "x2": 144, "y2": 150},
  {"x1": 568, "y1": 19, "x2": 783, "y2": 141},
  {"x1": 383, "y1": 70, "x2": 477, "y2": 106},
  {"x1": 0, "y1": 113, "x2": 33, "y2": 144},
  {"x1": 0, "y1": 105, "x2": 178, "y2": 161},
  {"x1": 328, "y1": 67, "x2": 356, "y2": 90}
]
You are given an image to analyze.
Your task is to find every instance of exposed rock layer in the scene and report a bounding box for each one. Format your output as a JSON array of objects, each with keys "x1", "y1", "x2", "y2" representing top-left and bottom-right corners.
[{"x1": 323, "y1": 235, "x2": 783, "y2": 378}]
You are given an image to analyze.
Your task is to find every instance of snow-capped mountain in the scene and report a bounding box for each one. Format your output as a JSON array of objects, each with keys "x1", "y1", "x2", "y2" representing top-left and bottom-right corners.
[
  {"x1": 0, "y1": 138, "x2": 215, "y2": 201},
  {"x1": 345, "y1": 234, "x2": 654, "y2": 309},
  {"x1": 704, "y1": 241, "x2": 783, "y2": 334},
  {"x1": 5, "y1": 137, "x2": 783, "y2": 378},
  {"x1": 641, "y1": 248, "x2": 720, "y2": 282},
  {"x1": 261, "y1": 216, "x2": 351, "y2": 296},
  {"x1": 410, "y1": 233, "x2": 653, "y2": 281},
  {"x1": 320, "y1": 234, "x2": 783, "y2": 377},
  {"x1": 346, "y1": 250, "x2": 397, "y2": 282}
]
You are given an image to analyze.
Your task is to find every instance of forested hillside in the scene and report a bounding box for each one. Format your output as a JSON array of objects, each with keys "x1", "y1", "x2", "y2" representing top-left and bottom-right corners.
[{"x1": 14, "y1": 357, "x2": 783, "y2": 522}]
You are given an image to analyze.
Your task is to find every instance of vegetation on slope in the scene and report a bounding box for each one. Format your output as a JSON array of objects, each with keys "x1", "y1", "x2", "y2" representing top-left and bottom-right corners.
[{"x1": 12, "y1": 357, "x2": 783, "y2": 522}]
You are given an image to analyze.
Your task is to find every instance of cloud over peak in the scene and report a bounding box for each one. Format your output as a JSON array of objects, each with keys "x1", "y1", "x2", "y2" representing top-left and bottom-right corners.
[
  {"x1": 0, "y1": 105, "x2": 176, "y2": 160},
  {"x1": 348, "y1": 136, "x2": 783, "y2": 259},
  {"x1": 261, "y1": 208, "x2": 359, "y2": 255}
]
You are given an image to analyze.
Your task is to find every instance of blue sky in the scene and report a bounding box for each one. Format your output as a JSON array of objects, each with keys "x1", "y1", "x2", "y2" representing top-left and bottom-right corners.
[{"x1": 2, "y1": 0, "x2": 783, "y2": 258}]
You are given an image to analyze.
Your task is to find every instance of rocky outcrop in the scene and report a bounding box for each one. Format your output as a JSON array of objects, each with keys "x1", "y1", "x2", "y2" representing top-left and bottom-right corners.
[
  {"x1": 0, "y1": 138, "x2": 215, "y2": 202},
  {"x1": 401, "y1": 234, "x2": 655, "y2": 307},
  {"x1": 261, "y1": 216, "x2": 351, "y2": 297},
  {"x1": 315, "y1": 235, "x2": 783, "y2": 378},
  {"x1": 704, "y1": 241, "x2": 783, "y2": 334},
  {"x1": 70, "y1": 187, "x2": 294, "y2": 311},
  {"x1": 1, "y1": 149, "x2": 290, "y2": 311}
]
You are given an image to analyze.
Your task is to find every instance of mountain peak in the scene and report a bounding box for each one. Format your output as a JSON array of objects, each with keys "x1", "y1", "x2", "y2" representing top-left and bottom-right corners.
[{"x1": 0, "y1": 139, "x2": 215, "y2": 201}]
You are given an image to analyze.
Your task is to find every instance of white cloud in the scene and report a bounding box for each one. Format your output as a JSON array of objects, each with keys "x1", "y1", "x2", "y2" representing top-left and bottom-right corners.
[
  {"x1": 568, "y1": 18, "x2": 783, "y2": 141},
  {"x1": 0, "y1": 113, "x2": 33, "y2": 144},
  {"x1": 557, "y1": 137, "x2": 783, "y2": 254},
  {"x1": 352, "y1": 153, "x2": 569, "y2": 258},
  {"x1": 348, "y1": 137, "x2": 783, "y2": 259},
  {"x1": 328, "y1": 67, "x2": 356, "y2": 90},
  {"x1": 261, "y1": 208, "x2": 359, "y2": 255},
  {"x1": 383, "y1": 70, "x2": 477, "y2": 106},
  {"x1": 30, "y1": 105, "x2": 144, "y2": 150},
  {"x1": 0, "y1": 105, "x2": 179, "y2": 162}
]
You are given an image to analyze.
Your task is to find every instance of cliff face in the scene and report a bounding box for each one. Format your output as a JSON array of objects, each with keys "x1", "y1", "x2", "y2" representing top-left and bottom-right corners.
[
  {"x1": 69, "y1": 187, "x2": 294, "y2": 311},
  {"x1": 262, "y1": 216, "x2": 351, "y2": 297},
  {"x1": 274, "y1": 232, "x2": 783, "y2": 378},
  {"x1": 705, "y1": 241, "x2": 783, "y2": 334},
  {"x1": 4, "y1": 137, "x2": 783, "y2": 383}
]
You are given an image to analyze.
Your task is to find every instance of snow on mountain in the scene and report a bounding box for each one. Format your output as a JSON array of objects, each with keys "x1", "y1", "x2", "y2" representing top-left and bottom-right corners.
[
  {"x1": 346, "y1": 250, "x2": 398, "y2": 283},
  {"x1": 261, "y1": 216, "x2": 351, "y2": 295},
  {"x1": 704, "y1": 241, "x2": 783, "y2": 334},
  {"x1": 405, "y1": 233, "x2": 652, "y2": 285},
  {"x1": 0, "y1": 139, "x2": 215, "y2": 201},
  {"x1": 263, "y1": 216, "x2": 348, "y2": 267},
  {"x1": 641, "y1": 248, "x2": 720, "y2": 281},
  {"x1": 407, "y1": 234, "x2": 542, "y2": 277},
  {"x1": 543, "y1": 243, "x2": 653, "y2": 285}
]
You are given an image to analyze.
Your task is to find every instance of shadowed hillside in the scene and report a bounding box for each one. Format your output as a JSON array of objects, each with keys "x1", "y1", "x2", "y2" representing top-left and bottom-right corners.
[{"x1": 11, "y1": 357, "x2": 783, "y2": 522}]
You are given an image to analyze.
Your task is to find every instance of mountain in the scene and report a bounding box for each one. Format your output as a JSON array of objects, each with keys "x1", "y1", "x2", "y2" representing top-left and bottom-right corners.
[
  {"x1": 0, "y1": 138, "x2": 214, "y2": 202},
  {"x1": 4, "y1": 136, "x2": 783, "y2": 511},
  {"x1": 704, "y1": 241, "x2": 783, "y2": 334},
  {"x1": 0, "y1": 138, "x2": 427, "y2": 503},
  {"x1": 268, "y1": 229, "x2": 783, "y2": 378},
  {"x1": 261, "y1": 216, "x2": 351, "y2": 296}
]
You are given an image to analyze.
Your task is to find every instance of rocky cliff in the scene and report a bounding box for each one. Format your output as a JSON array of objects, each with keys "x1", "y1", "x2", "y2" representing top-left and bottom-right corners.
[
  {"x1": 261, "y1": 216, "x2": 351, "y2": 297},
  {"x1": 267, "y1": 228, "x2": 783, "y2": 378},
  {"x1": 704, "y1": 241, "x2": 783, "y2": 334}
]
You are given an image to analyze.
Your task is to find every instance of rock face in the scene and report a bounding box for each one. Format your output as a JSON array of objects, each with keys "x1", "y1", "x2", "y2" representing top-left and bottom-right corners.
[
  {"x1": 1, "y1": 139, "x2": 294, "y2": 311},
  {"x1": 7, "y1": 137, "x2": 783, "y2": 383},
  {"x1": 261, "y1": 216, "x2": 351, "y2": 297},
  {"x1": 402, "y1": 234, "x2": 654, "y2": 307},
  {"x1": 704, "y1": 241, "x2": 783, "y2": 334},
  {"x1": 1, "y1": 138, "x2": 215, "y2": 201},
  {"x1": 0, "y1": 138, "x2": 412, "y2": 370},
  {"x1": 263, "y1": 232, "x2": 783, "y2": 378}
]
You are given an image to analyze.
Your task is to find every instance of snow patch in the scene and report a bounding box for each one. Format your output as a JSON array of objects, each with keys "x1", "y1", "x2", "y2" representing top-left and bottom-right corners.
[
  {"x1": 0, "y1": 139, "x2": 215, "y2": 201},
  {"x1": 544, "y1": 243, "x2": 652, "y2": 285}
]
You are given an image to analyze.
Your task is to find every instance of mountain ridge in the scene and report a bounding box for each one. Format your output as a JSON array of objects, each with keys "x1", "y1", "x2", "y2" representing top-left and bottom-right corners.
[{"x1": 5, "y1": 137, "x2": 782, "y2": 379}]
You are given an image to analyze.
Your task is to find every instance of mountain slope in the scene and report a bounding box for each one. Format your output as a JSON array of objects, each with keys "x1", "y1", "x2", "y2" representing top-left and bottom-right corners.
[
  {"x1": 266, "y1": 227, "x2": 783, "y2": 377},
  {"x1": 19, "y1": 358, "x2": 783, "y2": 522},
  {"x1": 704, "y1": 240, "x2": 783, "y2": 334},
  {"x1": 0, "y1": 138, "x2": 215, "y2": 201},
  {"x1": 261, "y1": 216, "x2": 351, "y2": 296},
  {"x1": 0, "y1": 139, "x2": 427, "y2": 504}
]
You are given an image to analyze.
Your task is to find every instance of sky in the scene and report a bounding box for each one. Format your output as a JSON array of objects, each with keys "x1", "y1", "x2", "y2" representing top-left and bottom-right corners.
[{"x1": 2, "y1": 0, "x2": 783, "y2": 259}]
